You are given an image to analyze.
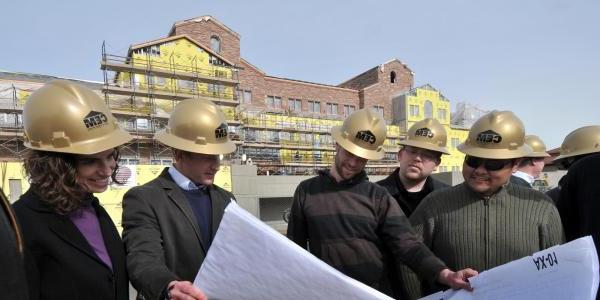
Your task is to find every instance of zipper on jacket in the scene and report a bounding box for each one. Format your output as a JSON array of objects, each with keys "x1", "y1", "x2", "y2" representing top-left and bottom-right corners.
[{"x1": 483, "y1": 196, "x2": 490, "y2": 269}]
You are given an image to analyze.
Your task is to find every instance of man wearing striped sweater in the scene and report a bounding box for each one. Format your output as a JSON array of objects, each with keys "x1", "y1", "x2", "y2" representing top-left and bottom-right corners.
[
  {"x1": 287, "y1": 108, "x2": 478, "y2": 297},
  {"x1": 399, "y1": 111, "x2": 564, "y2": 299}
]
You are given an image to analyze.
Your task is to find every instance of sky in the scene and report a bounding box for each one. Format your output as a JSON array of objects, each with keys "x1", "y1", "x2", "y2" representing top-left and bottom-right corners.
[{"x1": 2, "y1": 0, "x2": 598, "y2": 149}]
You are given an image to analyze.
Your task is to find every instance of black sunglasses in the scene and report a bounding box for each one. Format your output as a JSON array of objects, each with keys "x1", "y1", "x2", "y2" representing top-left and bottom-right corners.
[{"x1": 464, "y1": 156, "x2": 514, "y2": 171}]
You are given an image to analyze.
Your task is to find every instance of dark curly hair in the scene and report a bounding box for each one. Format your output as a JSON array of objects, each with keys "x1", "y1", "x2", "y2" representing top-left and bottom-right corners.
[{"x1": 22, "y1": 148, "x2": 121, "y2": 214}]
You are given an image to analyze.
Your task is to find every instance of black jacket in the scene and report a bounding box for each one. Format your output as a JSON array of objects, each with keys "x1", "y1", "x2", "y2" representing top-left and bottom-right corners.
[
  {"x1": 376, "y1": 168, "x2": 449, "y2": 299},
  {"x1": 557, "y1": 153, "x2": 600, "y2": 300},
  {"x1": 122, "y1": 168, "x2": 234, "y2": 300},
  {"x1": 1, "y1": 189, "x2": 28, "y2": 300},
  {"x1": 12, "y1": 189, "x2": 128, "y2": 300},
  {"x1": 510, "y1": 175, "x2": 532, "y2": 187},
  {"x1": 377, "y1": 168, "x2": 449, "y2": 217}
]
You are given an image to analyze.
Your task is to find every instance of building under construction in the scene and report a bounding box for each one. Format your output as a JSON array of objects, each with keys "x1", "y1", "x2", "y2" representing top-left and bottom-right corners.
[
  {"x1": 97, "y1": 15, "x2": 473, "y2": 175},
  {"x1": 0, "y1": 15, "x2": 474, "y2": 178}
]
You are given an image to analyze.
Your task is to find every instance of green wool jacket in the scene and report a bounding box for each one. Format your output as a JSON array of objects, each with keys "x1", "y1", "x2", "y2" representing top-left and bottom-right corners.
[{"x1": 399, "y1": 182, "x2": 565, "y2": 299}]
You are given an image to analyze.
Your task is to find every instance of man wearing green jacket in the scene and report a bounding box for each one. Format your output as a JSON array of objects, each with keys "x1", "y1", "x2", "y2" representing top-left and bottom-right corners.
[
  {"x1": 399, "y1": 111, "x2": 565, "y2": 299},
  {"x1": 288, "y1": 109, "x2": 478, "y2": 297}
]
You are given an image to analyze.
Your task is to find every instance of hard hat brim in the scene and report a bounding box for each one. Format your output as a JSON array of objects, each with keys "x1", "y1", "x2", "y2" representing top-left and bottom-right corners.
[
  {"x1": 527, "y1": 152, "x2": 551, "y2": 158},
  {"x1": 331, "y1": 126, "x2": 384, "y2": 160},
  {"x1": 398, "y1": 140, "x2": 451, "y2": 155},
  {"x1": 24, "y1": 127, "x2": 133, "y2": 155},
  {"x1": 553, "y1": 148, "x2": 600, "y2": 162},
  {"x1": 457, "y1": 143, "x2": 533, "y2": 159},
  {"x1": 154, "y1": 130, "x2": 236, "y2": 155}
]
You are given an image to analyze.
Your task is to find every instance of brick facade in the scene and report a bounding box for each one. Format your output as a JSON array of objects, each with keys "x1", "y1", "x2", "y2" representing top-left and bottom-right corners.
[
  {"x1": 360, "y1": 60, "x2": 413, "y2": 122},
  {"x1": 170, "y1": 17, "x2": 241, "y2": 64},
  {"x1": 170, "y1": 16, "x2": 414, "y2": 124}
]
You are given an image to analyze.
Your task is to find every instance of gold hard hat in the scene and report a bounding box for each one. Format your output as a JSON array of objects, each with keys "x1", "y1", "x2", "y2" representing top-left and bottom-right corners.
[
  {"x1": 523, "y1": 135, "x2": 550, "y2": 157},
  {"x1": 457, "y1": 110, "x2": 532, "y2": 159},
  {"x1": 398, "y1": 118, "x2": 450, "y2": 155},
  {"x1": 553, "y1": 125, "x2": 600, "y2": 162},
  {"x1": 23, "y1": 80, "x2": 132, "y2": 155},
  {"x1": 331, "y1": 108, "x2": 386, "y2": 160},
  {"x1": 154, "y1": 99, "x2": 236, "y2": 155}
]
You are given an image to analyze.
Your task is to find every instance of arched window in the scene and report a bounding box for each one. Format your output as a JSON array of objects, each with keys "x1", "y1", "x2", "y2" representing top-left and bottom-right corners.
[
  {"x1": 424, "y1": 100, "x2": 433, "y2": 118},
  {"x1": 390, "y1": 71, "x2": 396, "y2": 83},
  {"x1": 210, "y1": 36, "x2": 221, "y2": 53}
]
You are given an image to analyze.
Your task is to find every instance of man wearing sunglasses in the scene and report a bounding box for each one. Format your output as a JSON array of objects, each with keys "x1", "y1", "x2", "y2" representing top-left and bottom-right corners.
[
  {"x1": 377, "y1": 118, "x2": 450, "y2": 218},
  {"x1": 287, "y1": 109, "x2": 478, "y2": 298},
  {"x1": 398, "y1": 111, "x2": 564, "y2": 299},
  {"x1": 510, "y1": 135, "x2": 550, "y2": 188}
]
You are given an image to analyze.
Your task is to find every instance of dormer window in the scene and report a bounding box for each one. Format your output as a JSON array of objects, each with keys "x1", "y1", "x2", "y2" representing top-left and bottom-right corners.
[{"x1": 210, "y1": 36, "x2": 221, "y2": 53}]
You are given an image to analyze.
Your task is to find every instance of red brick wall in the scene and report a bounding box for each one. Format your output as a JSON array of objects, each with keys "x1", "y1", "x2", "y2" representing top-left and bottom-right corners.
[
  {"x1": 361, "y1": 60, "x2": 413, "y2": 122},
  {"x1": 338, "y1": 67, "x2": 379, "y2": 90},
  {"x1": 171, "y1": 19, "x2": 241, "y2": 63},
  {"x1": 237, "y1": 60, "x2": 268, "y2": 108},
  {"x1": 264, "y1": 77, "x2": 359, "y2": 115},
  {"x1": 170, "y1": 18, "x2": 413, "y2": 123},
  {"x1": 237, "y1": 59, "x2": 359, "y2": 115}
]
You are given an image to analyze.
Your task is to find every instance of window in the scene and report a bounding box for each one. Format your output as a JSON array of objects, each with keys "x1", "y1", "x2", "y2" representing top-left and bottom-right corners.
[
  {"x1": 373, "y1": 105, "x2": 384, "y2": 117},
  {"x1": 210, "y1": 36, "x2": 221, "y2": 53},
  {"x1": 151, "y1": 45, "x2": 161, "y2": 56},
  {"x1": 308, "y1": 100, "x2": 320, "y2": 113},
  {"x1": 343, "y1": 104, "x2": 356, "y2": 116},
  {"x1": 452, "y1": 166, "x2": 460, "y2": 172},
  {"x1": 238, "y1": 90, "x2": 252, "y2": 104},
  {"x1": 288, "y1": 98, "x2": 302, "y2": 111},
  {"x1": 214, "y1": 70, "x2": 227, "y2": 78},
  {"x1": 208, "y1": 84, "x2": 225, "y2": 96},
  {"x1": 209, "y1": 55, "x2": 224, "y2": 66},
  {"x1": 244, "y1": 90, "x2": 252, "y2": 104},
  {"x1": 409, "y1": 105, "x2": 420, "y2": 116},
  {"x1": 136, "y1": 118, "x2": 149, "y2": 131},
  {"x1": 266, "y1": 96, "x2": 282, "y2": 108},
  {"x1": 390, "y1": 71, "x2": 396, "y2": 83},
  {"x1": 178, "y1": 80, "x2": 196, "y2": 91},
  {"x1": 424, "y1": 100, "x2": 433, "y2": 118},
  {"x1": 437, "y1": 108, "x2": 447, "y2": 121},
  {"x1": 326, "y1": 103, "x2": 338, "y2": 115}
]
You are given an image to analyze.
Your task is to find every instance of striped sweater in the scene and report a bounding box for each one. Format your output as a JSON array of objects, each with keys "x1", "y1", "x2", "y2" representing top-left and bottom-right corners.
[
  {"x1": 287, "y1": 170, "x2": 447, "y2": 296},
  {"x1": 399, "y1": 182, "x2": 565, "y2": 299}
]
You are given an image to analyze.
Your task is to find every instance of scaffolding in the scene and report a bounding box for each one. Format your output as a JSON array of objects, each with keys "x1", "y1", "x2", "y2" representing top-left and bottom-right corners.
[
  {"x1": 0, "y1": 85, "x2": 29, "y2": 158},
  {"x1": 100, "y1": 41, "x2": 240, "y2": 163},
  {"x1": 451, "y1": 102, "x2": 488, "y2": 128},
  {"x1": 237, "y1": 110, "x2": 402, "y2": 175},
  {"x1": 99, "y1": 36, "x2": 406, "y2": 175}
]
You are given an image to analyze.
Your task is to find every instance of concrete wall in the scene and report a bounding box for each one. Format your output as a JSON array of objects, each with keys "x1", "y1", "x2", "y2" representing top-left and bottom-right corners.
[{"x1": 230, "y1": 165, "x2": 565, "y2": 235}]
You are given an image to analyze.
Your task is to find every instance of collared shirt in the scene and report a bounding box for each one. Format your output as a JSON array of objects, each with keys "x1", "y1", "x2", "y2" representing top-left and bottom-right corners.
[
  {"x1": 168, "y1": 165, "x2": 213, "y2": 248},
  {"x1": 513, "y1": 170, "x2": 535, "y2": 186},
  {"x1": 168, "y1": 165, "x2": 206, "y2": 191}
]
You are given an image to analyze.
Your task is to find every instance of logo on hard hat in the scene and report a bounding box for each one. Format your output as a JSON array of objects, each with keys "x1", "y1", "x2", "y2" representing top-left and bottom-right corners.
[
  {"x1": 415, "y1": 128, "x2": 434, "y2": 139},
  {"x1": 83, "y1": 111, "x2": 108, "y2": 129},
  {"x1": 356, "y1": 130, "x2": 376, "y2": 144},
  {"x1": 476, "y1": 130, "x2": 502, "y2": 144},
  {"x1": 215, "y1": 123, "x2": 228, "y2": 139}
]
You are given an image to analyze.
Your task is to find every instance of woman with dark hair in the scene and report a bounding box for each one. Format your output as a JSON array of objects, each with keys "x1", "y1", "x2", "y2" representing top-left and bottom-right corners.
[{"x1": 12, "y1": 80, "x2": 132, "y2": 300}]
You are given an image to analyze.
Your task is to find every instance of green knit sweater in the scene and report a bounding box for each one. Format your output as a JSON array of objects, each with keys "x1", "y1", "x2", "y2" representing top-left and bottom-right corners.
[{"x1": 399, "y1": 182, "x2": 565, "y2": 299}]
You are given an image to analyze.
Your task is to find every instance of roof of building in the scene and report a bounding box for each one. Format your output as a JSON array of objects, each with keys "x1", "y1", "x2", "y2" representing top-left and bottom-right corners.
[
  {"x1": 404, "y1": 83, "x2": 450, "y2": 102},
  {"x1": 128, "y1": 34, "x2": 236, "y2": 66},
  {"x1": 0, "y1": 70, "x2": 103, "y2": 89},
  {"x1": 337, "y1": 59, "x2": 414, "y2": 88},
  {"x1": 265, "y1": 75, "x2": 358, "y2": 92},
  {"x1": 168, "y1": 15, "x2": 241, "y2": 39}
]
